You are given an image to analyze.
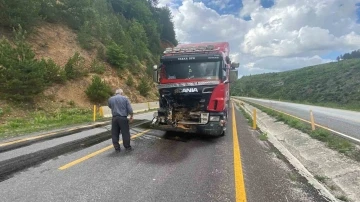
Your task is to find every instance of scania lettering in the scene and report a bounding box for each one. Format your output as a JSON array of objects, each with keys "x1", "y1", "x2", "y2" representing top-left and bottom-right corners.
[{"x1": 151, "y1": 42, "x2": 239, "y2": 136}]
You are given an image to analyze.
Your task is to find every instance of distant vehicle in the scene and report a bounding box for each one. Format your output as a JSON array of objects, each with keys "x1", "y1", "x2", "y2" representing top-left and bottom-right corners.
[{"x1": 151, "y1": 42, "x2": 239, "y2": 136}]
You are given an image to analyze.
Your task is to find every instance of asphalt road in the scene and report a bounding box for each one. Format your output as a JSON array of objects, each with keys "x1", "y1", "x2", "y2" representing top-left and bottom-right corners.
[
  {"x1": 0, "y1": 104, "x2": 329, "y2": 202},
  {"x1": 236, "y1": 97, "x2": 360, "y2": 141}
]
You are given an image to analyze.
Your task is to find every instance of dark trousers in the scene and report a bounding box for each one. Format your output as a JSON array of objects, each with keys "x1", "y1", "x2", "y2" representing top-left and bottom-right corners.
[{"x1": 111, "y1": 116, "x2": 131, "y2": 150}]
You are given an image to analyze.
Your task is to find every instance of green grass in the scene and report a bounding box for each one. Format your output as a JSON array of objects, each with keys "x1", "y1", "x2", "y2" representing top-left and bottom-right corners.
[
  {"x1": 0, "y1": 108, "x2": 107, "y2": 139},
  {"x1": 288, "y1": 172, "x2": 299, "y2": 182},
  {"x1": 314, "y1": 175, "x2": 328, "y2": 183},
  {"x1": 235, "y1": 102, "x2": 253, "y2": 127},
  {"x1": 242, "y1": 100, "x2": 360, "y2": 162},
  {"x1": 337, "y1": 195, "x2": 350, "y2": 202},
  {"x1": 259, "y1": 132, "x2": 268, "y2": 141},
  {"x1": 0, "y1": 107, "x2": 158, "y2": 140},
  {"x1": 231, "y1": 59, "x2": 360, "y2": 112}
]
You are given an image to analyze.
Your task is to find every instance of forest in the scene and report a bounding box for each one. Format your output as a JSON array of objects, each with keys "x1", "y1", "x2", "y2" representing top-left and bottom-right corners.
[{"x1": 231, "y1": 59, "x2": 360, "y2": 111}]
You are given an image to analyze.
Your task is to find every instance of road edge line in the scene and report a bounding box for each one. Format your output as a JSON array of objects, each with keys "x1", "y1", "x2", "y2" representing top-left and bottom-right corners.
[
  {"x1": 231, "y1": 102, "x2": 247, "y2": 202},
  {"x1": 233, "y1": 98, "x2": 360, "y2": 145},
  {"x1": 58, "y1": 129, "x2": 150, "y2": 170},
  {"x1": 233, "y1": 100, "x2": 338, "y2": 202}
]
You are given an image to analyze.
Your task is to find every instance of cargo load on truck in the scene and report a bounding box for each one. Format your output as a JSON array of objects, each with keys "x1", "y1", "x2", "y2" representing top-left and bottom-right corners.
[{"x1": 151, "y1": 42, "x2": 239, "y2": 136}]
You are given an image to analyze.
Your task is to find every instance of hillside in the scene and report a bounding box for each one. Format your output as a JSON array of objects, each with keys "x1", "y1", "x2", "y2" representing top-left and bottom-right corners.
[
  {"x1": 0, "y1": 1, "x2": 177, "y2": 113},
  {"x1": 231, "y1": 59, "x2": 360, "y2": 111}
]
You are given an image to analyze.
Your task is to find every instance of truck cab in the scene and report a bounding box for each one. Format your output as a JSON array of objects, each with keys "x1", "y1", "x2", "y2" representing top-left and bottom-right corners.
[{"x1": 151, "y1": 42, "x2": 239, "y2": 136}]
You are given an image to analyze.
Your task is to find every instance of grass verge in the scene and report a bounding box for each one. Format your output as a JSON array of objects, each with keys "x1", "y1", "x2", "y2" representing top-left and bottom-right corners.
[
  {"x1": 235, "y1": 102, "x2": 256, "y2": 127},
  {"x1": 0, "y1": 108, "x2": 108, "y2": 139},
  {"x1": 259, "y1": 132, "x2": 268, "y2": 141},
  {"x1": 0, "y1": 106, "x2": 159, "y2": 140},
  {"x1": 336, "y1": 195, "x2": 350, "y2": 202},
  {"x1": 241, "y1": 100, "x2": 360, "y2": 162}
]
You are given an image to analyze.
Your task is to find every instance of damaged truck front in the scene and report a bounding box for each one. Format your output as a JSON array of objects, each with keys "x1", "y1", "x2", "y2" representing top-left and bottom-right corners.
[{"x1": 151, "y1": 42, "x2": 239, "y2": 136}]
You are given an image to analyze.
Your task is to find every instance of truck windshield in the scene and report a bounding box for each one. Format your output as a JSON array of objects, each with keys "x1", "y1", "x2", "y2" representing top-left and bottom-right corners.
[{"x1": 163, "y1": 61, "x2": 221, "y2": 80}]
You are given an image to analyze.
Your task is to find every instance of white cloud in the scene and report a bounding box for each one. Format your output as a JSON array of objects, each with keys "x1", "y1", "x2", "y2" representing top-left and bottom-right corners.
[
  {"x1": 160, "y1": 0, "x2": 360, "y2": 76},
  {"x1": 240, "y1": 0, "x2": 261, "y2": 17},
  {"x1": 209, "y1": 0, "x2": 232, "y2": 10}
]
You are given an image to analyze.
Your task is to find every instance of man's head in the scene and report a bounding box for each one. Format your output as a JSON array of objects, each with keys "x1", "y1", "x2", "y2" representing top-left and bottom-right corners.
[{"x1": 115, "y1": 89, "x2": 123, "y2": 95}]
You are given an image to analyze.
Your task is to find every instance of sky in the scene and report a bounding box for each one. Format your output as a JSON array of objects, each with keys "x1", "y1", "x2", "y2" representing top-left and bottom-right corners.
[{"x1": 157, "y1": 0, "x2": 360, "y2": 78}]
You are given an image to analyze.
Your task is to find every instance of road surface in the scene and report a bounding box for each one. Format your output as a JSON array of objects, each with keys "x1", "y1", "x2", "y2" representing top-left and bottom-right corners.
[
  {"x1": 236, "y1": 97, "x2": 360, "y2": 141},
  {"x1": 0, "y1": 105, "x2": 330, "y2": 202}
]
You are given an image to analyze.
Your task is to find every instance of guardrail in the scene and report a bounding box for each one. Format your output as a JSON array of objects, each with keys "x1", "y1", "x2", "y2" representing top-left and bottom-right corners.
[{"x1": 97, "y1": 101, "x2": 159, "y2": 118}]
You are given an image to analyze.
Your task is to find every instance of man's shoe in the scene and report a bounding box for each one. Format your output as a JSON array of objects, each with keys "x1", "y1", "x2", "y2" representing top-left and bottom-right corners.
[
  {"x1": 115, "y1": 149, "x2": 121, "y2": 153},
  {"x1": 125, "y1": 147, "x2": 133, "y2": 152}
]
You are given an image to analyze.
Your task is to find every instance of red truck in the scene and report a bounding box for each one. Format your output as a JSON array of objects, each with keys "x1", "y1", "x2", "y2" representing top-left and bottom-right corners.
[{"x1": 151, "y1": 42, "x2": 239, "y2": 136}]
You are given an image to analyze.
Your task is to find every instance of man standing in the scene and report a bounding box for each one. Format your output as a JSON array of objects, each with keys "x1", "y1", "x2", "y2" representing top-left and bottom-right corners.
[{"x1": 108, "y1": 89, "x2": 133, "y2": 152}]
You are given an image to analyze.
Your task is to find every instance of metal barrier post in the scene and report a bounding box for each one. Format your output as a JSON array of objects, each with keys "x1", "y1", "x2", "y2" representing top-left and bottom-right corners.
[
  {"x1": 310, "y1": 110, "x2": 315, "y2": 131},
  {"x1": 93, "y1": 105, "x2": 96, "y2": 122},
  {"x1": 253, "y1": 109, "x2": 257, "y2": 130}
]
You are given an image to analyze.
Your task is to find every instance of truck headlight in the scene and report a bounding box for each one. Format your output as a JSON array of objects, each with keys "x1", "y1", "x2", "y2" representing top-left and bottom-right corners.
[
  {"x1": 209, "y1": 116, "x2": 220, "y2": 121},
  {"x1": 200, "y1": 113, "x2": 209, "y2": 124}
]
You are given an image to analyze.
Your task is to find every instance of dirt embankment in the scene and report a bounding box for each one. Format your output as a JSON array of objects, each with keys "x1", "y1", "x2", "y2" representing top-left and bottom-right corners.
[{"x1": 0, "y1": 22, "x2": 158, "y2": 121}]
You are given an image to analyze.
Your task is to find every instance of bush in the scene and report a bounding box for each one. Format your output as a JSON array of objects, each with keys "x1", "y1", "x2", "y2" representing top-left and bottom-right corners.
[
  {"x1": 97, "y1": 46, "x2": 106, "y2": 61},
  {"x1": 106, "y1": 42, "x2": 128, "y2": 69},
  {"x1": 85, "y1": 75, "x2": 113, "y2": 104},
  {"x1": 90, "y1": 60, "x2": 105, "y2": 74},
  {"x1": 0, "y1": 0, "x2": 41, "y2": 30},
  {"x1": 126, "y1": 76, "x2": 134, "y2": 87},
  {"x1": 137, "y1": 79, "x2": 151, "y2": 97},
  {"x1": 77, "y1": 21, "x2": 95, "y2": 50},
  {"x1": 0, "y1": 27, "x2": 46, "y2": 101},
  {"x1": 40, "y1": 58, "x2": 66, "y2": 84},
  {"x1": 65, "y1": 52, "x2": 86, "y2": 80},
  {"x1": 39, "y1": 0, "x2": 60, "y2": 23}
]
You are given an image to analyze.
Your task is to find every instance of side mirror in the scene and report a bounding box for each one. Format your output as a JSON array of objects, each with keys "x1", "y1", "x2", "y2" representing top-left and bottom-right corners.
[
  {"x1": 152, "y1": 65, "x2": 159, "y2": 83},
  {"x1": 229, "y1": 70, "x2": 238, "y2": 82},
  {"x1": 153, "y1": 70, "x2": 159, "y2": 83},
  {"x1": 231, "y1": 62, "x2": 239, "y2": 69}
]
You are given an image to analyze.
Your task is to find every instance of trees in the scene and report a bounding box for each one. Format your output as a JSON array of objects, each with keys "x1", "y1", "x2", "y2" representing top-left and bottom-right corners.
[
  {"x1": 0, "y1": 0, "x2": 178, "y2": 102},
  {"x1": 85, "y1": 76, "x2": 113, "y2": 104},
  {"x1": 106, "y1": 42, "x2": 128, "y2": 69},
  {"x1": 0, "y1": 26, "x2": 65, "y2": 101},
  {"x1": 338, "y1": 50, "x2": 360, "y2": 61},
  {"x1": 157, "y1": 7, "x2": 178, "y2": 46},
  {"x1": 0, "y1": 0, "x2": 41, "y2": 30}
]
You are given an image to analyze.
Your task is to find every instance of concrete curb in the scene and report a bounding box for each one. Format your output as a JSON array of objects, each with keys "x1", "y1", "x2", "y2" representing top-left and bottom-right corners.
[
  {"x1": 232, "y1": 99, "x2": 339, "y2": 202},
  {"x1": 0, "y1": 110, "x2": 157, "y2": 153},
  {"x1": 0, "y1": 120, "x2": 150, "y2": 182},
  {"x1": 0, "y1": 121, "x2": 111, "y2": 153}
]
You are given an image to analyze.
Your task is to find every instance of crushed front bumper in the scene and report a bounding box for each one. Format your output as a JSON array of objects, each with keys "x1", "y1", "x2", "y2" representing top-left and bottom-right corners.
[{"x1": 151, "y1": 112, "x2": 226, "y2": 136}]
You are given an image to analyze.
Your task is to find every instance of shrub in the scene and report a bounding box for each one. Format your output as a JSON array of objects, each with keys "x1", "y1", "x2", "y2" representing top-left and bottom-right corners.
[
  {"x1": 65, "y1": 52, "x2": 85, "y2": 80},
  {"x1": 85, "y1": 75, "x2": 113, "y2": 104},
  {"x1": 126, "y1": 76, "x2": 134, "y2": 87},
  {"x1": 0, "y1": 0, "x2": 41, "y2": 30},
  {"x1": 97, "y1": 46, "x2": 106, "y2": 61},
  {"x1": 90, "y1": 60, "x2": 105, "y2": 74},
  {"x1": 0, "y1": 27, "x2": 46, "y2": 101},
  {"x1": 137, "y1": 79, "x2": 151, "y2": 97},
  {"x1": 106, "y1": 42, "x2": 127, "y2": 69},
  {"x1": 77, "y1": 21, "x2": 95, "y2": 50},
  {"x1": 40, "y1": 58, "x2": 66, "y2": 84}
]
